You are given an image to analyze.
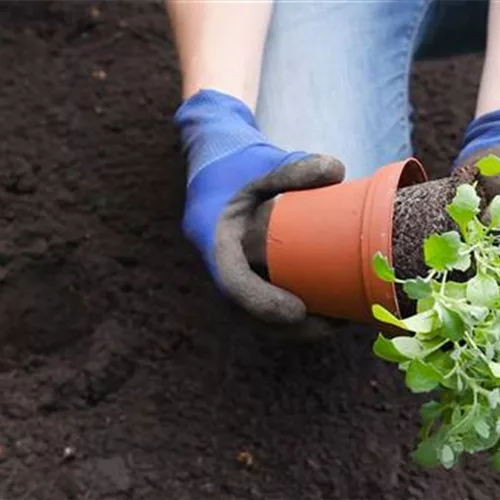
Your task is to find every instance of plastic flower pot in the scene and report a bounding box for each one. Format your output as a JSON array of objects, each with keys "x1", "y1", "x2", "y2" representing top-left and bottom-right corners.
[{"x1": 266, "y1": 158, "x2": 428, "y2": 324}]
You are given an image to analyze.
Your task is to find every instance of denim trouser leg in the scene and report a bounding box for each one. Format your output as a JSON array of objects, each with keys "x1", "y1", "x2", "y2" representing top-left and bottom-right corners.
[{"x1": 255, "y1": 0, "x2": 487, "y2": 181}]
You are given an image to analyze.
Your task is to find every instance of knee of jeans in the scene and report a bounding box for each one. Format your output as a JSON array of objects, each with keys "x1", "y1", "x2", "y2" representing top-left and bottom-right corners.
[
  {"x1": 255, "y1": 0, "x2": 424, "y2": 180},
  {"x1": 337, "y1": 140, "x2": 414, "y2": 181},
  {"x1": 256, "y1": 69, "x2": 414, "y2": 181},
  {"x1": 258, "y1": 111, "x2": 412, "y2": 181}
]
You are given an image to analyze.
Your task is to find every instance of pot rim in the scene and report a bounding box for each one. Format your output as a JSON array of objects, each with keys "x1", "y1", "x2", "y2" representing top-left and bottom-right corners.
[{"x1": 361, "y1": 157, "x2": 428, "y2": 321}]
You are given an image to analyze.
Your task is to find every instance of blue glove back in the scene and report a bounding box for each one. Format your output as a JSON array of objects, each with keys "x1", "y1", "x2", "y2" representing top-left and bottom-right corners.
[
  {"x1": 454, "y1": 110, "x2": 500, "y2": 167},
  {"x1": 174, "y1": 90, "x2": 308, "y2": 289}
]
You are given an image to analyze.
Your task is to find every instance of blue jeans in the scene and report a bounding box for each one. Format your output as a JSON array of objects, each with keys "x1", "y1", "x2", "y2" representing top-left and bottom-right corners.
[{"x1": 255, "y1": 0, "x2": 488, "y2": 180}]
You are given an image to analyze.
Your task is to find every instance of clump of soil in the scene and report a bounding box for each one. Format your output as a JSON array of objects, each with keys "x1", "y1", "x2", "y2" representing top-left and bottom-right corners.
[
  {"x1": 393, "y1": 163, "x2": 483, "y2": 315},
  {"x1": 0, "y1": 2, "x2": 497, "y2": 499}
]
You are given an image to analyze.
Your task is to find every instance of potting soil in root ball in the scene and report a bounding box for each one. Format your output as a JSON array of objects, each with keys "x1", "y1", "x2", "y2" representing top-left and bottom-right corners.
[
  {"x1": 0, "y1": 2, "x2": 498, "y2": 499},
  {"x1": 392, "y1": 165, "x2": 483, "y2": 316}
]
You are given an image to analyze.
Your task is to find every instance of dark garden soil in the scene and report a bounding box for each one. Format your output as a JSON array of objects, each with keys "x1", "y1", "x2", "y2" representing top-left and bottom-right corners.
[{"x1": 0, "y1": 2, "x2": 498, "y2": 499}]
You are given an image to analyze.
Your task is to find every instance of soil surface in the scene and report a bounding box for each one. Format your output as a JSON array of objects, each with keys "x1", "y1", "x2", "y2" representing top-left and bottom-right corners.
[{"x1": 0, "y1": 2, "x2": 498, "y2": 499}]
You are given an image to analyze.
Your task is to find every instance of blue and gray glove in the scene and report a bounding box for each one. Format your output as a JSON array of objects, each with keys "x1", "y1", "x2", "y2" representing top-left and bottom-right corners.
[
  {"x1": 453, "y1": 110, "x2": 500, "y2": 204},
  {"x1": 175, "y1": 89, "x2": 345, "y2": 323}
]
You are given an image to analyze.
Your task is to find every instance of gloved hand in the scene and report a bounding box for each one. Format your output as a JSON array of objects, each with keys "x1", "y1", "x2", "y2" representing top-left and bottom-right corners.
[
  {"x1": 175, "y1": 89, "x2": 345, "y2": 323},
  {"x1": 452, "y1": 110, "x2": 500, "y2": 205}
]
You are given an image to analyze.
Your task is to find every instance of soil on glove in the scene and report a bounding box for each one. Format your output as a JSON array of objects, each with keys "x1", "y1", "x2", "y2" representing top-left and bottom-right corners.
[{"x1": 0, "y1": 2, "x2": 498, "y2": 499}]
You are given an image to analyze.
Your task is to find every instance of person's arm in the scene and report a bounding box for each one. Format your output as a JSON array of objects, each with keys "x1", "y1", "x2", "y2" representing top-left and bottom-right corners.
[
  {"x1": 164, "y1": 0, "x2": 345, "y2": 326},
  {"x1": 453, "y1": 2, "x2": 500, "y2": 210},
  {"x1": 166, "y1": 0, "x2": 272, "y2": 111},
  {"x1": 475, "y1": 0, "x2": 500, "y2": 117},
  {"x1": 453, "y1": 1, "x2": 500, "y2": 168}
]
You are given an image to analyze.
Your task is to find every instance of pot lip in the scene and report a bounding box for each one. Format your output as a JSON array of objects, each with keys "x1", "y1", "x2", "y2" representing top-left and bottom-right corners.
[{"x1": 361, "y1": 157, "x2": 428, "y2": 321}]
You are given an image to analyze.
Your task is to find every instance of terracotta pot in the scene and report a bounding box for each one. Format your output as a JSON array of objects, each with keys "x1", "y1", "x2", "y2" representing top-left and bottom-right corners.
[{"x1": 266, "y1": 158, "x2": 428, "y2": 324}]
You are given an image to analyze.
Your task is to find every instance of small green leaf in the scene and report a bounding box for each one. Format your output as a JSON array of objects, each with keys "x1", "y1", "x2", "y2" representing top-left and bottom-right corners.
[
  {"x1": 468, "y1": 217, "x2": 488, "y2": 245},
  {"x1": 421, "y1": 337, "x2": 447, "y2": 354},
  {"x1": 398, "y1": 360, "x2": 411, "y2": 371},
  {"x1": 451, "y1": 405, "x2": 463, "y2": 426},
  {"x1": 392, "y1": 337, "x2": 423, "y2": 359},
  {"x1": 373, "y1": 334, "x2": 409, "y2": 363},
  {"x1": 446, "y1": 183, "x2": 481, "y2": 228},
  {"x1": 436, "y1": 304, "x2": 465, "y2": 341},
  {"x1": 421, "y1": 401, "x2": 444, "y2": 423},
  {"x1": 417, "y1": 296, "x2": 435, "y2": 314},
  {"x1": 403, "y1": 277, "x2": 432, "y2": 300},
  {"x1": 405, "y1": 359, "x2": 441, "y2": 393},
  {"x1": 373, "y1": 252, "x2": 396, "y2": 282},
  {"x1": 492, "y1": 449, "x2": 500, "y2": 470},
  {"x1": 486, "y1": 342, "x2": 495, "y2": 360},
  {"x1": 467, "y1": 273, "x2": 500, "y2": 308},
  {"x1": 427, "y1": 350, "x2": 454, "y2": 377},
  {"x1": 474, "y1": 420, "x2": 490, "y2": 439},
  {"x1": 424, "y1": 232, "x2": 462, "y2": 272},
  {"x1": 372, "y1": 304, "x2": 405, "y2": 329},
  {"x1": 450, "y1": 438, "x2": 464, "y2": 455},
  {"x1": 403, "y1": 310, "x2": 436, "y2": 333},
  {"x1": 463, "y1": 432, "x2": 497, "y2": 454},
  {"x1": 476, "y1": 153, "x2": 500, "y2": 177},
  {"x1": 462, "y1": 431, "x2": 482, "y2": 453},
  {"x1": 440, "y1": 445, "x2": 455, "y2": 469},
  {"x1": 489, "y1": 389, "x2": 500, "y2": 409},
  {"x1": 443, "y1": 282, "x2": 467, "y2": 299},
  {"x1": 463, "y1": 304, "x2": 490, "y2": 323},
  {"x1": 463, "y1": 421, "x2": 499, "y2": 453},
  {"x1": 411, "y1": 438, "x2": 440, "y2": 468},
  {"x1": 488, "y1": 361, "x2": 500, "y2": 378},
  {"x1": 454, "y1": 250, "x2": 472, "y2": 272},
  {"x1": 489, "y1": 195, "x2": 500, "y2": 228}
]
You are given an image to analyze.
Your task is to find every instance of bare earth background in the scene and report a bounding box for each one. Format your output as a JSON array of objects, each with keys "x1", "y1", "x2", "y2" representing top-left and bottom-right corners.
[{"x1": 0, "y1": 2, "x2": 498, "y2": 499}]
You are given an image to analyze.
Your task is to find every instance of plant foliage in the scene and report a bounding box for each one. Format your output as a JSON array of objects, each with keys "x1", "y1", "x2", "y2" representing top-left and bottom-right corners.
[{"x1": 372, "y1": 156, "x2": 500, "y2": 469}]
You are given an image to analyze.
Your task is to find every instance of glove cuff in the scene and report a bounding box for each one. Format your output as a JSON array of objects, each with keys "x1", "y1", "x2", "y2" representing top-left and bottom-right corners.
[
  {"x1": 454, "y1": 110, "x2": 500, "y2": 167},
  {"x1": 174, "y1": 90, "x2": 268, "y2": 181},
  {"x1": 174, "y1": 89, "x2": 259, "y2": 128}
]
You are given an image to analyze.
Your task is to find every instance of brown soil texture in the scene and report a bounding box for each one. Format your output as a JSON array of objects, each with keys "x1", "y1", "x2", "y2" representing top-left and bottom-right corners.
[
  {"x1": 392, "y1": 158, "x2": 482, "y2": 316},
  {"x1": 0, "y1": 2, "x2": 498, "y2": 499}
]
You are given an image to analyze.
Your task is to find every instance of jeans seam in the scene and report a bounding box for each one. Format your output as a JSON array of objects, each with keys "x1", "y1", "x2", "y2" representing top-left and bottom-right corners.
[{"x1": 397, "y1": 0, "x2": 433, "y2": 159}]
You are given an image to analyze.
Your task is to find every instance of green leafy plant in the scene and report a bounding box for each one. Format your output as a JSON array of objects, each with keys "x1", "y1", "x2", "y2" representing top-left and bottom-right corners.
[{"x1": 372, "y1": 154, "x2": 500, "y2": 469}]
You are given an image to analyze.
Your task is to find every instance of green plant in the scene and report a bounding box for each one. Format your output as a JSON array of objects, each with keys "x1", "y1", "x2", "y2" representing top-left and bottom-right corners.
[{"x1": 372, "y1": 154, "x2": 500, "y2": 469}]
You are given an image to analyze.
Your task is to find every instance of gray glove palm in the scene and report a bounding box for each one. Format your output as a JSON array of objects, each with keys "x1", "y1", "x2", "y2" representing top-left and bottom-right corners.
[{"x1": 176, "y1": 89, "x2": 345, "y2": 324}]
